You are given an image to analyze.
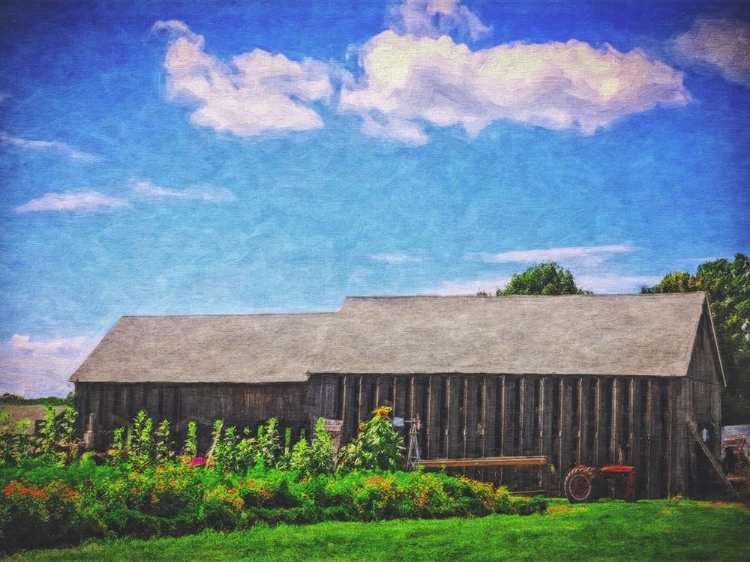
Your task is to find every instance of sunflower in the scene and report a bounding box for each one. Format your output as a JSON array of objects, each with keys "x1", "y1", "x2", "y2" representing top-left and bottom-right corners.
[{"x1": 375, "y1": 406, "x2": 391, "y2": 417}]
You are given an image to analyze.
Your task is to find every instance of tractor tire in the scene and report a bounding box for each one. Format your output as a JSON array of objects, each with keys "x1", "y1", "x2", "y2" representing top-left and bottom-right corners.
[{"x1": 564, "y1": 466, "x2": 599, "y2": 503}]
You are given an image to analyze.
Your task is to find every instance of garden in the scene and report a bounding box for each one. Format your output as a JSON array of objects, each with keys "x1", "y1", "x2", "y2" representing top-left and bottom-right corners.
[{"x1": 0, "y1": 406, "x2": 546, "y2": 554}]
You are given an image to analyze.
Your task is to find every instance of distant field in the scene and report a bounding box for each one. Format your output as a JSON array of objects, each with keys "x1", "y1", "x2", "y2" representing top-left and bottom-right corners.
[{"x1": 11, "y1": 498, "x2": 750, "y2": 562}]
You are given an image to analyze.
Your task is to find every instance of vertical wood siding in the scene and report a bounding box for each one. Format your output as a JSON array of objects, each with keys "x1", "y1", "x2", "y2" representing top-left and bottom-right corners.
[{"x1": 75, "y1": 364, "x2": 716, "y2": 498}]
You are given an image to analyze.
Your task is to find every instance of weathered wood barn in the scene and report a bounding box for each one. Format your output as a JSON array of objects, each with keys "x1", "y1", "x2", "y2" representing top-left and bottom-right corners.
[{"x1": 70, "y1": 293, "x2": 724, "y2": 497}]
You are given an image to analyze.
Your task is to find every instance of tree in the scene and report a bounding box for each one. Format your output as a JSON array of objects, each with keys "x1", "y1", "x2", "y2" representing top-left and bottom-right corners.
[
  {"x1": 497, "y1": 262, "x2": 590, "y2": 296},
  {"x1": 642, "y1": 253, "x2": 750, "y2": 424}
]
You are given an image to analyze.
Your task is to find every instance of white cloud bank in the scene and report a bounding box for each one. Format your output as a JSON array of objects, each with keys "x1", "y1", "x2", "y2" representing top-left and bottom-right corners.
[
  {"x1": 0, "y1": 132, "x2": 100, "y2": 162},
  {"x1": 432, "y1": 244, "x2": 651, "y2": 295},
  {"x1": 388, "y1": 0, "x2": 491, "y2": 42},
  {"x1": 15, "y1": 191, "x2": 130, "y2": 213},
  {"x1": 370, "y1": 253, "x2": 424, "y2": 264},
  {"x1": 0, "y1": 335, "x2": 90, "y2": 398},
  {"x1": 427, "y1": 272, "x2": 660, "y2": 296},
  {"x1": 131, "y1": 179, "x2": 236, "y2": 202},
  {"x1": 340, "y1": 32, "x2": 690, "y2": 144},
  {"x1": 154, "y1": 1, "x2": 690, "y2": 144},
  {"x1": 153, "y1": 20, "x2": 333, "y2": 137},
  {"x1": 675, "y1": 18, "x2": 750, "y2": 87},
  {"x1": 429, "y1": 276, "x2": 511, "y2": 295},
  {"x1": 466, "y1": 244, "x2": 636, "y2": 267},
  {"x1": 15, "y1": 179, "x2": 236, "y2": 213}
]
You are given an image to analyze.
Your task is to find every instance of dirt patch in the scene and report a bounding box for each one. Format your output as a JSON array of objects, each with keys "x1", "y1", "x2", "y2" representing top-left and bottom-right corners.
[
  {"x1": 547, "y1": 505, "x2": 573, "y2": 514},
  {"x1": 708, "y1": 500, "x2": 750, "y2": 511}
]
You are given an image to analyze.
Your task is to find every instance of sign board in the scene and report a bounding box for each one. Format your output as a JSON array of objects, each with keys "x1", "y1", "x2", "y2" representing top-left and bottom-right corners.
[{"x1": 322, "y1": 419, "x2": 343, "y2": 433}]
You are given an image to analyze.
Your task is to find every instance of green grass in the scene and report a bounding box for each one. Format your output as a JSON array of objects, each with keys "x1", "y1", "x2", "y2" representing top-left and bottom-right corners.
[{"x1": 8, "y1": 499, "x2": 750, "y2": 562}]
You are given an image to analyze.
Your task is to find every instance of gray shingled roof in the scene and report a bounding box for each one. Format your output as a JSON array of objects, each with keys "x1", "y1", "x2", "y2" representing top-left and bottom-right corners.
[
  {"x1": 71, "y1": 313, "x2": 338, "y2": 384},
  {"x1": 71, "y1": 293, "x2": 710, "y2": 384}
]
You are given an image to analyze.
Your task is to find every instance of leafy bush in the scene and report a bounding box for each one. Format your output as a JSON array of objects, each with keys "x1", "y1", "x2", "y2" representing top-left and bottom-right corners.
[
  {"x1": 0, "y1": 460, "x2": 545, "y2": 553},
  {"x1": 0, "y1": 407, "x2": 546, "y2": 553},
  {"x1": 338, "y1": 406, "x2": 403, "y2": 471}
]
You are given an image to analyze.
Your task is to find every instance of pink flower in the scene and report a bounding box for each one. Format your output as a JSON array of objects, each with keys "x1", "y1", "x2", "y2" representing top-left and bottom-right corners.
[{"x1": 189, "y1": 457, "x2": 205, "y2": 467}]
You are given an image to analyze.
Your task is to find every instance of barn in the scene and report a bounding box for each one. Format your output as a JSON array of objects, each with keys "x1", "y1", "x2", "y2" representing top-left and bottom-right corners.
[{"x1": 70, "y1": 293, "x2": 724, "y2": 497}]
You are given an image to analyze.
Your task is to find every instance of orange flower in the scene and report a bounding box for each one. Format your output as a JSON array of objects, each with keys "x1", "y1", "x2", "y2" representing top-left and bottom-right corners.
[{"x1": 358, "y1": 423, "x2": 366, "y2": 432}]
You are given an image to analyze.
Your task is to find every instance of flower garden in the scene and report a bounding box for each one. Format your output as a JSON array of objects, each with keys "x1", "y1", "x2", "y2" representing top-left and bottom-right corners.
[{"x1": 0, "y1": 406, "x2": 546, "y2": 554}]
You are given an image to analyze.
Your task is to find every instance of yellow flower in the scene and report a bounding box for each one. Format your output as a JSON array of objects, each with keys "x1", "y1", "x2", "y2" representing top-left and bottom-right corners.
[{"x1": 375, "y1": 406, "x2": 391, "y2": 417}]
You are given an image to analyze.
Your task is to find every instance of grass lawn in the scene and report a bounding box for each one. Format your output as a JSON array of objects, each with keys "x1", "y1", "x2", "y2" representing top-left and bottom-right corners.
[{"x1": 8, "y1": 498, "x2": 750, "y2": 561}]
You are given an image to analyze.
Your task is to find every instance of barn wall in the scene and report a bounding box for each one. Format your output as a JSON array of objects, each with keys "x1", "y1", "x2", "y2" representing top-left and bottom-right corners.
[
  {"x1": 76, "y1": 367, "x2": 720, "y2": 497},
  {"x1": 75, "y1": 382, "x2": 311, "y2": 451},
  {"x1": 311, "y1": 374, "x2": 706, "y2": 497}
]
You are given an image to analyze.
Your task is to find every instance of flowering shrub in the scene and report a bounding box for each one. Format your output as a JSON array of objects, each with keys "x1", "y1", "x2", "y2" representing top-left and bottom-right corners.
[
  {"x1": 337, "y1": 406, "x2": 404, "y2": 471},
  {"x1": 0, "y1": 460, "x2": 546, "y2": 553},
  {"x1": 0, "y1": 408, "x2": 547, "y2": 553}
]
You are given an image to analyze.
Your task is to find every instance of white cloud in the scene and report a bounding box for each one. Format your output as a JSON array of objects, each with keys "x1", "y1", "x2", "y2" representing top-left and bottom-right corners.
[
  {"x1": 575, "y1": 275, "x2": 662, "y2": 294},
  {"x1": 15, "y1": 191, "x2": 130, "y2": 213},
  {"x1": 131, "y1": 179, "x2": 236, "y2": 202},
  {"x1": 340, "y1": 32, "x2": 689, "y2": 144},
  {"x1": 675, "y1": 19, "x2": 750, "y2": 87},
  {"x1": 0, "y1": 131, "x2": 100, "y2": 162},
  {"x1": 426, "y1": 271, "x2": 659, "y2": 296},
  {"x1": 426, "y1": 276, "x2": 511, "y2": 295},
  {"x1": 0, "y1": 335, "x2": 91, "y2": 398},
  {"x1": 153, "y1": 20, "x2": 332, "y2": 136},
  {"x1": 466, "y1": 244, "x2": 636, "y2": 267},
  {"x1": 388, "y1": 0, "x2": 491, "y2": 41},
  {"x1": 15, "y1": 179, "x2": 235, "y2": 213},
  {"x1": 370, "y1": 253, "x2": 424, "y2": 264}
]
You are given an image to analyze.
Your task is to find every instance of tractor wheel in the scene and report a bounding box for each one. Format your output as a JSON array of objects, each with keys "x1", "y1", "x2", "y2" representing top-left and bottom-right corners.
[{"x1": 564, "y1": 466, "x2": 599, "y2": 503}]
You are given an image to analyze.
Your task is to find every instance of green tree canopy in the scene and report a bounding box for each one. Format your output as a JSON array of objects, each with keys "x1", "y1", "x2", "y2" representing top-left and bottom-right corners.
[
  {"x1": 496, "y1": 262, "x2": 590, "y2": 296},
  {"x1": 642, "y1": 253, "x2": 750, "y2": 424}
]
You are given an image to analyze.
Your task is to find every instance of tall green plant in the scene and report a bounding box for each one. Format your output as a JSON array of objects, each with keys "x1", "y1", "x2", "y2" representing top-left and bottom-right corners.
[
  {"x1": 0, "y1": 412, "x2": 31, "y2": 464},
  {"x1": 184, "y1": 421, "x2": 198, "y2": 458},
  {"x1": 56, "y1": 407, "x2": 79, "y2": 465},
  {"x1": 33, "y1": 405, "x2": 58, "y2": 461},
  {"x1": 338, "y1": 406, "x2": 404, "y2": 471},
  {"x1": 129, "y1": 410, "x2": 154, "y2": 470},
  {"x1": 108, "y1": 427, "x2": 126, "y2": 466},
  {"x1": 255, "y1": 418, "x2": 281, "y2": 468},
  {"x1": 155, "y1": 419, "x2": 173, "y2": 464}
]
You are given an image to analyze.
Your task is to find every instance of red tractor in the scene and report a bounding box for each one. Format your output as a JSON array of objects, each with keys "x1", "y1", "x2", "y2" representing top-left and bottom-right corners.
[{"x1": 563, "y1": 463, "x2": 637, "y2": 503}]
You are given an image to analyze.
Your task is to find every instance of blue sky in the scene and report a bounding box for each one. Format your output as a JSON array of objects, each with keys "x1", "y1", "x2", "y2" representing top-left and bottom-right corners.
[{"x1": 1, "y1": 0, "x2": 748, "y2": 397}]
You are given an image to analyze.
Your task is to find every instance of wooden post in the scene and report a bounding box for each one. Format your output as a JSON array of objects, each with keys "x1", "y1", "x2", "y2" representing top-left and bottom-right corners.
[
  {"x1": 465, "y1": 377, "x2": 479, "y2": 458},
  {"x1": 426, "y1": 376, "x2": 441, "y2": 459},
  {"x1": 577, "y1": 378, "x2": 587, "y2": 464},
  {"x1": 483, "y1": 376, "x2": 498, "y2": 458},
  {"x1": 629, "y1": 379, "x2": 638, "y2": 467},
  {"x1": 446, "y1": 376, "x2": 461, "y2": 458},
  {"x1": 666, "y1": 380, "x2": 674, "y2": 497},
  {"x1": 646, "y1": 379, "x2": 664, "y2": 498},
  {"x1": 374, "y1": 377, "x2": 382, "y2": 409},
  {"x1": 520, "y1": 378, "x2": 535, "y2": 457},
  {"x1": 500, "y1": 377, "x2": 516, "y2": 456},
  {"x1": 559, "y1": 378, "x2": 574, "y2": 473},
  {"x1": 357, "y1": 377, "x2": 365, "y2": 425},
  {"x1": 610, "y1": 378, "x2": 620, "y2": 464},
  {"x1": 394, "y1": 376, "x2": 407, "y2": 420},
  {"x1": 408, "y1": 376, "x2": 416, "y2": 421},
  {"x1": 540, "y1": 377, "x2": 554, "y2": 464},
  {"x1": 593, "y1": 379, "x2": 603, "y2": 466}
]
